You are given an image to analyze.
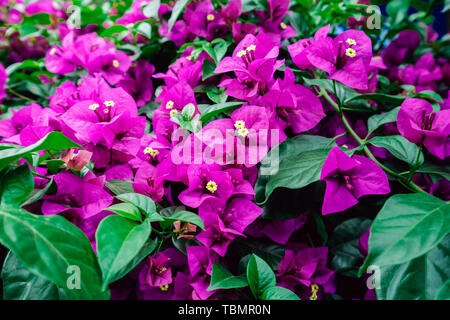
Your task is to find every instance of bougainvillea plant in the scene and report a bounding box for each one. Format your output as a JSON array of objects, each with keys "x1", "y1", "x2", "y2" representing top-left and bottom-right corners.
[{"x1": 0, "y1": 0, "x2": 448, "y2": 301}]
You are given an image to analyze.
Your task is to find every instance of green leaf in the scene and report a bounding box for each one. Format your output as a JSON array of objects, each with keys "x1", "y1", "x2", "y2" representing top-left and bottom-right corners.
[
  {"x1": 202, "y1": 59, "x2": 217, "y2": 81},
  {"x1": 414, "y1": 90, "x2": 444, "y2": 104},
  {"x1": 368, "y1": 135, "x2": 424, "y2": 166},
  {"x1": 302, "y1": 78, "x2": 357, "y2": 103},
  {"x1": 168, "y1": 0, "x2": 190, "y2": 32},
  {"x1": 23, "y1": 13, "x2": 52, "y2": 25},
  {"x1": 134, "y1": 21, "x2": 152, "y2": 38},
  {"x1": 260, "y1": 286, "x2": 300, "y2": 300},
  {"x1": 5, "y1": 60, "x2": 41, "y2": 75},
  {"x1": 1, "y1": 251, "x2": 65, "y2": 300},
  {"x1": 256, "y1": 135, "x2": 335, "y2": 204},
  {"x1": 375, "y1": 235, "x2": 450, "y2": 300},
  {"x1": 162, "y1": 210, "x2": 205, "y2": 230},
  {"x1": 96, "y1": 216, "x2": 152, "y2": 289},
  {"x1": 416, "y1": 163, "x2": 450, "y2": 180},
  {"x1": 0, "y1": 164, "x2": 34, "y2": 207},
  {"x1": 115, "y1": 193, "x2": 156, "y2": 217},
  {"x1": 0, "y1": 131, "x2": 82, "y2": 171},
  {"x1": 21, "y1": 178, "x2": 54, "y2": 207},
  {"x1": 99, "y1": 25, "x2": 128, "y2": 37},
  {"x1": 346, "y1": 94, "x2": 405, "y2": 106},
  {"x1": 434, "y1": 280, "x2": 450, "y2": 300},
  {"x1": 105, "y1": 203, "x2": 142, "y2": 222},
  {"x1": 443, "y1": 0, "x2": 450, "y2": 12},
  {"x1": 104, "y1": 179, "x2": 134, "y2": 195},
  {"x1": 198, "y1": 101, "x2": 243, "y2": 124},
  {"x1": 360, "y1": 194, "x2": 450, "y2": 275},
  {"x1": 262, "y1": 148, "x2": 331, "y2": 204},
  {"x1": 386, "y1": 0, "x2": 410, "y2": 25},
  {"x1": 142, "y1": 0, "x2": 160, "y2": 18},
  {"x1": 235, "y1": 238, "x2": 285, "y2": 270},
  {"x1": 0, "y1": 207, "x2": 108, "y2": 299},
  {"x1": 247, "y1": 254, "x2": 276, "y2": 299},
  {"x1": 181, "y1": 103, "x2": 196, "y2": 121},
  {"x1": 329, "y1": 217, "x2": 372, "y2": 277},
  {"x1": 207, "y1": 263, "x2": 248, "y2": 291},
  {"x1": 367, "y1": 107, "x2": 400, "y2": 133}
]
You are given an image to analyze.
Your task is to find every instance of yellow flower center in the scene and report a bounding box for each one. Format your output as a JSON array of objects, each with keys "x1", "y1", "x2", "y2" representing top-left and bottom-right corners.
[
  {"x1": 166, "y1": 100, "x2": 174, "y2": 109},
  {"x1": 310, "y1": 284, "x2": 319, "y2": 300},
  {"x1": 206, "y1": 180, "x2": 218, "y2": 193},
  {"x1": 170, "y1": 109, "x2": 178, "y2": 117},
  {"x1": 280, "y1": 22, "x2": 287, "y2": 29},
  {"x1": 237, "y1": 127, "x2": 249, "y2": 137},
  {"x1": 103, "y1": 108, "x2": 109, "y2": 113},
  {"x1": 206, "y1": 14, "x2": 215, "y2": 21},
  {"x1": 237, "y1": 50, "x2": 247, "y2": 57},
  {"x1": 144, "y1": 147, "x2": 160, "y2": 156},
  {"x1": 49, "y1": 48, "x2": 56, "y2": 55},
  {"x1": 234, "y1": 120, "x2": 245, "y2": 129},
  {"x1": 88, "y1": 103, "x2": 99, "y2": 111},
  {"x1": 150, "y1": 149, "x2": 159, "y2": 157},
  {"x1": 345, "y1": 48, "x2": 356, "y2": 58},
  {"x1": 346, "y1": 38, "x2": 357, "y2": 46},
  {"x1": 160, "y1": 267, "x2": 167, "y2": 273},
  {"x1": 104, "y1": 100, "x2": 115, "y2": 107},
  {"x1": 112, "y1": 60, "x2": 120, "y2": 68},
  {"x1": 246, "y1": 45, "x2": 256, "y2": 52},
  {"x1": 159, "y1": 284, "x2": 169, "y2": 291}
]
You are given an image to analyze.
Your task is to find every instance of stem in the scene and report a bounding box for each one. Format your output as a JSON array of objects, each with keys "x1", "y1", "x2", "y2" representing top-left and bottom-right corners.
[
  {"x1": 6, "y1": 88, "x2": 37, "y2": 103},
  {"x1": 320, "y1": 85, "x2": 428, "y2": 195},
  {"x1": 408, "y1": 145, "x2": 423, "y2": 182}
]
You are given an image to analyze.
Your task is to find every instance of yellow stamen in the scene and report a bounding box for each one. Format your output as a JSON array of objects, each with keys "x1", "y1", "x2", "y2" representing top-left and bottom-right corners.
[
  {"x1": 89, "y1": 103, "x2": 99, "y2": 110},
  {"x1": 206, "y1": 14, "x2": 215, "y2": 21},
  {"x1": 104, "y1": 100, "x2": 115, "y2": 107},
  {"x1": 49, "y1": 48, "x2": 56, "y2": 55},
  {"x1": 345, "y1": 48, "x2": 356, "y2": 58},
  {"x1": 159, "y1": 284, "x2": 169, "y2": 291},
  {"x1": 310, "y1": 284, "x2": 319, "y2": 300},
  {"x1": 166, "y1": 100, "x2": 174, "y2": 109},
  {"x1": 346, "y1": 38, "x2": 357, "y2": 46},
  {"x1": 237, "y1": 127, "x2": 249, "y2": 137},
  {"x1": 103, "y1": 108, "x2": 109, "y2": 113},
  {"x1": 280, "y1": 22, "x2": 287, "y2": 30},
  {"x1": 150, "y1": 150, "x2": 159, "y2": 157},
  {"x1": 170, "y1": 109, "x2": 178, "y2": 117},
  {"x1": 112, "y1": 59, "x2": 120, "y2": 67},
  {"x1": 237, "y1": 50, "x2": 247, "y2": 57},
  {"x1": 234, "y1": 120, "x2": 245, "y2": 129},
  {"x1": 206, "y1": 180, "x2": 218, "y2": 193},
  {"x1": 246, "y1": 45, "x2": 256, "y2": 52}
]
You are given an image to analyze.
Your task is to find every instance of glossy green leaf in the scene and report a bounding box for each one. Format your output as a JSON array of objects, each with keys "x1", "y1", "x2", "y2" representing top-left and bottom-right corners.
[
  {"x1": 105, "y1": 203, "x2": 142, "y2": 222},
  {"x1": 375, "y1": 235, "x2": 450, "y2": 300},
  {"x1": 247, "y1": 254, "x2": 276, "y2": 299},
  {"x1": 0, "y1": 207, "x2": 108, "y2": 299},
  {"x1": 0, "y1": 131, "x2": 82, "y2": 171},
  {"x1": 96, "y1": 216, "x2": 152, "y2": 289},
  {"x1": 262, "y1": 148, "x2": 331, "y2": 204},
  {"x1": 1, "y1": 251, "x2": 65, "y2": 300},
  {"x1": 162, "y1": 210, "x2": 205, "y2": 230},
  {"x1": 360, "y1": 194, "x2": 450, "y2": 275},
  {"x1": 260, "y1": 286, "x2": 300, "y2": 300},
  {"x1": 368, "y1": 135, "x2": 424, "y2": 166},
  {"x1": 207, "y1": 263, "x2": 248, "y2": 291},
  {"x1": 105, "y1": 179, "x2": 134, "y2": 195},
  {"x1": 168, "y1": 0, "x2": 190, "y2": 32},
  {"x1": 115, "y1": 193, "x2": 156, "y2": 217},
  {"x1": 367, "y1": 107, "x2": 400, "y2": 133},
  {"x1": 0, "y1": 164, "x2": 34, "y2": 207},
  {"x1": 329, "y1": 217, "x2": 372, "y2": 277},
  {"x1": 198, "y1": 101, "x2": 243, "y2": 124}
]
